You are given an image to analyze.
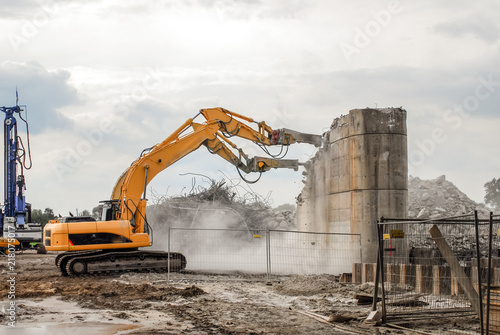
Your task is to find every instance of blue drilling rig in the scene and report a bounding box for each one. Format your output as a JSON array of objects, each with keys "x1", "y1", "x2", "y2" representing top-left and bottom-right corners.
[{"x1": 0, "y1": 92, "x2": 42, "y2": 250}]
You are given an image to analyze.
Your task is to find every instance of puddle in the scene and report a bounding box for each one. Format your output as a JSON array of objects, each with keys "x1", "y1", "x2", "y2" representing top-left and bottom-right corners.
[
  {"x1": 4, "y1": 322, "x2": 137, "y2": 335},
  {"x1": 1, "y1": 297, "x2": 139, "y2": 335}
]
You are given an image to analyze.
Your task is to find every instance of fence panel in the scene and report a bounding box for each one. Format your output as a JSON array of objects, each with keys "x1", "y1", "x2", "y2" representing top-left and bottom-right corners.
[
  {"x1": 166, "y1": 228, "x2": 362, "y2": 280},
  {"x1": 378, "y1": 216, "x2": 492, "y2": 334},
  {"x1": 168, "y1": 228, "x2": 268, "y2": 275},
  {"x1": 269, "y1": 230, "x2": 361, "y2": 276}
]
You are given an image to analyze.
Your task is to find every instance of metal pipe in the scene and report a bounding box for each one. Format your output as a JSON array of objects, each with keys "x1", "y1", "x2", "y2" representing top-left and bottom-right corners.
[
  {"x1": 475, "y1": 210, "x2": 484, "y2": 335},
  {"x1": 219, "y1": 108, "x2": 255, "y2": 123},
  {"x1": 377, "y1": 223, "x2": 387, "y2": 323},
  {"x1": 486, "y1": 212, "x2": 493, "y2": 335},
  {"x1": 372, "y1": 221, "x2": 381, "y2": 312},
  {"x1": 379, "y1": 218, "x2": 488, "y2": 225},
  {"x1": 142, "y1": 165, "x2": 149, "y2": 200},
  {"x1": 158, "y1": 118, "x2": 193, "y2": 147}
]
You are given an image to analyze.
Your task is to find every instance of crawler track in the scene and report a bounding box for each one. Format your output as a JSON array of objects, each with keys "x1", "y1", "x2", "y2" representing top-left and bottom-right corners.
[{"x1": 56, "y1": 249, "x2": 186, "y2": 276}]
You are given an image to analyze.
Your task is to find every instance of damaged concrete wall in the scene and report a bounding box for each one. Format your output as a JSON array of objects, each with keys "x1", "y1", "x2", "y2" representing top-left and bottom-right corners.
[{"x1": 297, "y1": 108, "x2": 408, "y2": 263}]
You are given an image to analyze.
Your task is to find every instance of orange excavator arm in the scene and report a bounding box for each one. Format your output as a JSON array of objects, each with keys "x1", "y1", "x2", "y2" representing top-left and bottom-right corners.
[
  {"x1": 112, "y1": 107, "x2": 322, "y2": 234},
  {"x1": 43, "y1": 107, "x2": 322, "y2": 276}
]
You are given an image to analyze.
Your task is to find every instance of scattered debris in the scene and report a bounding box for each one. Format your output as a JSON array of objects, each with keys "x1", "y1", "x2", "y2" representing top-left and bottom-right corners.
[
  {"x1": 365, "y1": 310, "x2": 382, "y2": 324},
  {"x1": 386, "y1": 296, "x2": 429, "y2": 307},
  {"x1": 0, "y1": 247, "x2": 483, "y2": 333},
  {"x1": 328, "y1": 314, "x2": 356, "y2": 322},
  {"x1": 355, "y1": 293, "x2": 380, "y2": 305},
  {"x1": 274, "y1": 275, "x2": 341, "y2": 296}
]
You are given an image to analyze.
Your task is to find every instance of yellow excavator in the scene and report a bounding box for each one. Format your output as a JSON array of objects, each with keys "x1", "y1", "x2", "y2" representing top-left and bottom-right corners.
[
  {"x1": 44, "y1": 107, "x2": 322, "y2": 276},
  {"x1": 0, "y1": 236, "x2": 20, "y2": 255}
]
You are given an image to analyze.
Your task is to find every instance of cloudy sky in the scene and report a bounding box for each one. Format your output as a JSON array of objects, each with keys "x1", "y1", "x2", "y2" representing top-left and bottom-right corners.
[{"x1": 1, "y1": 0, "x2": 499, "y2": 215}]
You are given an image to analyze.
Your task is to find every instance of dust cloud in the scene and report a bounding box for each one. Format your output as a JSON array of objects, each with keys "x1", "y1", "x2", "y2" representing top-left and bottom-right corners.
[{"x1": 146, "y1": 189, "x2": 360, "y2": 276}]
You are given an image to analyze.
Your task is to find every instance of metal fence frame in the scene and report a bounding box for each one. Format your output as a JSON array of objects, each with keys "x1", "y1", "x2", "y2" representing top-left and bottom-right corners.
[
  {"x1": 374, "y1": 212, "x2": 500, "y2": 335},
  {"x1": 165, "y1": 227, "x2": 362, "y2": 281}
]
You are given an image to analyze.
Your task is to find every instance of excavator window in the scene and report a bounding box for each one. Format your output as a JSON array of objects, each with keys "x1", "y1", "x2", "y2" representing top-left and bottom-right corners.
[{"x1": 99, "y1": 200, "x2": 120, "y2": 221}]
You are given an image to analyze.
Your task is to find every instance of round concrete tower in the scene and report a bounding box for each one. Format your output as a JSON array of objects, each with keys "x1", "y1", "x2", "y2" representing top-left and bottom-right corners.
[{"x1": 297, "y1": 108, "x2": 407, "y2": 263}]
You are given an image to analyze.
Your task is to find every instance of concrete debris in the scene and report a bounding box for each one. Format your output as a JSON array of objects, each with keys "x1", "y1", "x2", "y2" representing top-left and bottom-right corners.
[
  {"x1": 365, "y1": 310, "x2": 382, "y2": 323},
  {"x1": 408, "y1": 175, "x2": 490, "y2": 219}
]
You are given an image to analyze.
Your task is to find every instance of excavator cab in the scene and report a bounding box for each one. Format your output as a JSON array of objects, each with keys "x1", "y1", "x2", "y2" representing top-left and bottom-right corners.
[{"x1": 100, "y1": 200, "x2": 120, "y2": 221}]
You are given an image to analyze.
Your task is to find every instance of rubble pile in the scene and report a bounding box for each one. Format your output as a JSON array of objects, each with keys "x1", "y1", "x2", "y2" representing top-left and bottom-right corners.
[
  {"x1": 407, "y1": 175, "x2": 493, "y2": 260},
  {"x1": 408, "y1": 175, "x2": 490, "y2": 219},
  {"x1": 147, "y1": 179, "x2": 296, "y2": 233}
]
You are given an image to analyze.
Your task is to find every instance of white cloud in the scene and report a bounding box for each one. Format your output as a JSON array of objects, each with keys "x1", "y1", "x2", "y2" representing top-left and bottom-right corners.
[
  {"x1": 0, "y1": 61, "x2": 77, "y2": 133},
  {"x1": 0, "y1": 0, "x2": 499, "y2": 213}
]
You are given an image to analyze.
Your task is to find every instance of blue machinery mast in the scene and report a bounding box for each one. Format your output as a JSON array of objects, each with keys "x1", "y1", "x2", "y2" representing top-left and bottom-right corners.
[{"x1": 0, "y1": 94, "x2": 32, "y2": 233}]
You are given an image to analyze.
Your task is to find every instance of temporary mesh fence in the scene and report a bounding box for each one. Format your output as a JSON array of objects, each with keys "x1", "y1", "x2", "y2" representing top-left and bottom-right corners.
[
  {"x1": 169, "y1": 228, "x2": 268, "y2": 276},
  {"x1": 268, "y1": 230, "x2": 361, "y2": 276},
  {"x1": 166, "y1": 228, "x2": 361, "y2": 281},
  {"x1": 376, "y1": 212, "x2": 500, "y2": 335}
]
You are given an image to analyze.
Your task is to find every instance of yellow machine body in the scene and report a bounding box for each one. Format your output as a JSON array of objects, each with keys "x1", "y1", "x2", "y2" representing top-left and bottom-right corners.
[
  {"x1": 44, "y1": 219, "x2": 151, "y2": 252},
  {"x1": 0, "y1": 237, "x2": 20, "y2": 248}
]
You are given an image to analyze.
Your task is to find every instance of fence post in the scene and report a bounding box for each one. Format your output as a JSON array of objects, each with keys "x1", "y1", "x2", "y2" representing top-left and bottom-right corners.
[
  {"x1": 373, "y1": 221, "x2": 381, "y2": 312},
  {"x1": 487, "y1": 212, "x2": 493, "y2": 335},
  {"x1": 266, "y1": 229, "x2": 271, "y2": 282},
  {"x1": 168, "y1": 227, "x2": 171, "y2": 283},
  {"x1": 378, "y1": 223, "x2": 387, "y2": 323},
  {"x1": 475, "y1": 210, "x2": 485, "y2": 335}
]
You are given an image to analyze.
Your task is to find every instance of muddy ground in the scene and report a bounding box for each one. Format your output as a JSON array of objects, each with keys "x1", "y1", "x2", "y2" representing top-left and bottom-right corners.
[{"x1": 0, "y1": 252, "x2": 478, "y2": 334}]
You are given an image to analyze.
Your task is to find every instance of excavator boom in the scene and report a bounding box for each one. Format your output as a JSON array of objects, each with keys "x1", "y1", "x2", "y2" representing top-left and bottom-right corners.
[{"x1": 43, "y1": 107, "x2": 321, "y2": 276}]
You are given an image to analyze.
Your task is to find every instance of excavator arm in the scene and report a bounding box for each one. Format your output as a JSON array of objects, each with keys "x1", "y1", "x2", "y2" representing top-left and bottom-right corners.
[
  {"x1": 44, "y1": 107, "x2": 322, "y2": 276},
  {"x1": 113, "y1": 107, "x2": 322, "y2": 234}
]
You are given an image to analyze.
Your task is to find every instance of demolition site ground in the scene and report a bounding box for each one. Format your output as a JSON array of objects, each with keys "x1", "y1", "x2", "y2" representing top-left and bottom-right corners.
[{"x1": 0, "y1": 252, "x2": 479, "y2": 334}]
